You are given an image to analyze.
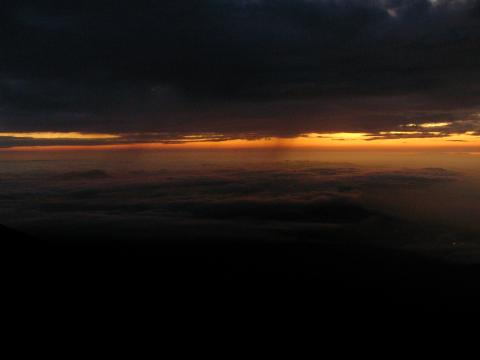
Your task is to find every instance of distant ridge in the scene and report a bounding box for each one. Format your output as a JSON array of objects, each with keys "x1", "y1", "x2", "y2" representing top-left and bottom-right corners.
[
  {"x1": 1, "y1": 224, "x2": 38, "y2": 255},
  {"x1": 0, "y1": 224, "x2": 22, "y2": 238}
]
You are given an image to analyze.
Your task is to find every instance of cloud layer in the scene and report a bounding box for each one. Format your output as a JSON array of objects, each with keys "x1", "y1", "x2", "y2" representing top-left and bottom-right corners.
[
  {"x1": 2, "y1": 159, "x2": 477, "y2": 261},
  {"x1": 1, "y1": 1, "x2": 480, "y2": 141}
]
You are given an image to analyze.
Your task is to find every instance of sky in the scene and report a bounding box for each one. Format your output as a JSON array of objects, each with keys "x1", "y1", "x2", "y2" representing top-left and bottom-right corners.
[
  {"x1": 3, "y1": 3, "x2": 480, "y2": 312},
  {"x1": 1, "y1": 0, "x2": 480, "y2": 149}
]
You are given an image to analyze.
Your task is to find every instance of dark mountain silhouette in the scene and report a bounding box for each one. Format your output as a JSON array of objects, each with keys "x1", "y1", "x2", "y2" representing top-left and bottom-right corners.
[
  {"x1": 1, "y1": 224, "x2": 36, "y2": 252},
  {"x1": 1, "y1": 224, "x2": 21, "y2": 237},
  {"x1": 4, "y1": 222, "x2": 479, "y2": 317}
]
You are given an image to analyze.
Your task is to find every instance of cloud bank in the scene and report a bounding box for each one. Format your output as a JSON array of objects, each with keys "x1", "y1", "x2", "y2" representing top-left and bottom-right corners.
[
  {"x1": 2, "y1": 160, "x2": 476, "y2": 262},
  {"x1": 1, "y1": 1, "x2": 480, "y2": 143}
]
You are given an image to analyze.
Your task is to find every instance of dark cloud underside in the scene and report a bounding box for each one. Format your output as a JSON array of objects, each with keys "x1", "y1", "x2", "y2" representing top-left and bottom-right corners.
[{"x1": 1, "y1": 1, "x2": 480, "y2": 137}]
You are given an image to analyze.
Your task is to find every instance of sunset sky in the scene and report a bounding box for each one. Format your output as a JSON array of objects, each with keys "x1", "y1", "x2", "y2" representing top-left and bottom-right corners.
[
  {"x1": 3, "y1": 2, "x2": 480, "y2": 315},
  {"x1": 1, "y1": 0, "x2": 479, "y2": 150}
]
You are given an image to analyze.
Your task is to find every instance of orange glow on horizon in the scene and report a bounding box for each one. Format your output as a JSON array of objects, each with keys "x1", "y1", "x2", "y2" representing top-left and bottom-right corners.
[{"x1": 1, "y1": 131, "x2": 479, "y2": 151}]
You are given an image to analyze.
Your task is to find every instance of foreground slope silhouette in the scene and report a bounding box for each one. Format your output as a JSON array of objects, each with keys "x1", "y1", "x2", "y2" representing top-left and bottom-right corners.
[{"x1": 5, "y1": 222, "x2": 480, "y2": 316}]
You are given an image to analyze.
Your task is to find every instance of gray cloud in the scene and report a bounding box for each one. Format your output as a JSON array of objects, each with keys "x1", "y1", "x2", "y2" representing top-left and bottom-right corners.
[
  {"x1": 53, "y1": 169, "x2": 111, "y2": 181},
  {"x1": 1, "y1": 1, "x2": 480, "y2": 140},
  {"x1": 0, "y1": 161, "x2": 460, "y2": 228},
  {"x1": 2, "y1": 159, "x2": 478, "y2": 262}
]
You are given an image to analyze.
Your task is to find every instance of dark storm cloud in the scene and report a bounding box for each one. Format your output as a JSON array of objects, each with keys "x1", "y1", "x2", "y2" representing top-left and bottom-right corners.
[{"x1": 1, "y1": 1, "x2": 480, "y2": 137}]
